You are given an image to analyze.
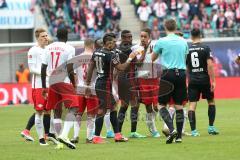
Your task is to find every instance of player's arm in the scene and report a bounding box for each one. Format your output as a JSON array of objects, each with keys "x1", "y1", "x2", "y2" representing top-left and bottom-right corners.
[
  {"x1": 151, "y1": 52, "x2": 159, "y2": 62},
  {"x1": 151, "y1": 41, "x2": 161, "y2": 62},
  {"x1": 206, "y1": 47, "x2": 216, "y2": 91},
  {"x1": 85, "y1": 60, "x2": 95, "y2": 85},
  {"x1": 67, "y1": 63, "x2": 76, "y2": 88},
  {"x1": 41, "y1": 64, "x2": 48, "y2": 88},
  {"x1": 207, "y1": 57, "x2": 216, "y2": 91},
  {"x1": 67, "y1": 47, "x2": 76, "y2": 88},
  {"x1": 28, "y1": 49, "x2": 41, "y2": 75},
  {"x1": 115, "y1": 52, "x2": 137, "y2": 71}
]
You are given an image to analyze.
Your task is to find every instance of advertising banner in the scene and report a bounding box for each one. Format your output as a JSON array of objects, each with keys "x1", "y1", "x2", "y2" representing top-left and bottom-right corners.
[
  {"x1": 0, "y1": 83, "x2": 32, "y2": 106},
  {"x1": 0, "y1": 0, "x2": 34, "y2": 29}
]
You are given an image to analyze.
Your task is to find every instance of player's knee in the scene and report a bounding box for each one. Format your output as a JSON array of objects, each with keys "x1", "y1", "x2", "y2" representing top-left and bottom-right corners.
[
  {"x1": 44, "y1": 110, "x2": 51, "y2": 115},
  {"x1": 145, "y1": 105, "x2": 153, "y2": 113},
  {"x1": 208, "y1": 99, "x2": 215, "y2": 105},
  {"x1": 36, "y1": 110, "x2": 43, "y2": 115},
  {"x1": 97, "y1": 108, "x2": 106, "y2": 116},
  {"x1": 121, "y1": 101, "x2": 129, "y2": 108}
]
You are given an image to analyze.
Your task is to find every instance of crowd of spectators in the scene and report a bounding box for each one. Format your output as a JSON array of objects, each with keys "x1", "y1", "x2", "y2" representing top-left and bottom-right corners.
[
  {"x1": 40, "y1": 0, "x2": 121, "y2": 40},
  {"x1": 131, "y1": 0, "x2": 240, "y2": 39}
]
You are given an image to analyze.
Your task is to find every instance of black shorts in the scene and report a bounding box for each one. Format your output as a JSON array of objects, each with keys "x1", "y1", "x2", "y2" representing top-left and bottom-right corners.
[
  {"x1": 118, "y1": 75, "x2": 131, "y2": 103},
  {"x1": 118, "y1": 74, "x2": 139, "y2": 104},
  {"x1": 188, "y1": 83, "x2": 214, "y2": 102},
  {"x1": 95, "y1": 79, "x2": 116, "y2": 110},
  {"x1": 158, "y1": 69, "x2": 187, "y2": 105}
]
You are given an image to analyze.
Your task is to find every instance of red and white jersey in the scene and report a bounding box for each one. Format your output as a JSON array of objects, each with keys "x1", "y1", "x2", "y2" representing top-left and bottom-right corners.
[
  {"x1": 28, "y1": 45, "x2": 48, "y2": 88},
  {"x1": 132, "y1": 42, "x2": 160, "y2": 79},
  {"x1": 42, "y1": 42, "x2": 75, "y2": 84},
  {"x1": 76, "y1": 52, "x2": 96, "y2": 95}
]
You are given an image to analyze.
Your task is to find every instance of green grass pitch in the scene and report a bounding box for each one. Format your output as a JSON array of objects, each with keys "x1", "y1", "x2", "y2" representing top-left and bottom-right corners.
[{"x1": 0, "y1": 99, "x2": 239, "y2": 160}]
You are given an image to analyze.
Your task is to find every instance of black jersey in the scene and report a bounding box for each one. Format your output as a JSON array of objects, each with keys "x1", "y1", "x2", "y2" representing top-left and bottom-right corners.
[
  {"x1": 187, "y1": 43, "x2": 213, "y2": 84},
  {"x1": 91, "y1": 48, "x2": 120, "y2": 80},
  {"x1": 117, "y1": 43, "x2": 132, "y2": 63}
]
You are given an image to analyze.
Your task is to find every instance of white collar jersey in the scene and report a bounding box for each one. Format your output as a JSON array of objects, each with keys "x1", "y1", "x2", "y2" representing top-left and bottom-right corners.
[
  {"x1": 28, "y1": 45, "x2": 49, "y2": 88},
  {"x1": 42, "y1": 42, "x2": 75, "y2": 85},
  {"x1": 132, "y1": 41, "x2": 161, "y2": 79}
]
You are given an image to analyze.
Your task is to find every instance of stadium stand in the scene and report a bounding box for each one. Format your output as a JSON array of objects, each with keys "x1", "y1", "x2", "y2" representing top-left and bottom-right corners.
[
  {"x1": 39, "y1": 0, "x2": 121, "y2": 40},
  {"x1": 131, "y1": 0, "x2": 240, "y2": 39}
]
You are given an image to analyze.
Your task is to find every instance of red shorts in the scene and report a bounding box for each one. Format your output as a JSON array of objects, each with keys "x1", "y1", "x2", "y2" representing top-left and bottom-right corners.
[
  {"x1": 32, "y1": 88, "x2": 47, "y2": 111},
  {"x1": 46, "y1": 82, "x2": 79, "y2": 111},
  {"x1": 138, "y1": 78, "x2": 159, "y2": 106},
  {"x1": 78, "y1": 95, "x2": 99, "y2": 115}
]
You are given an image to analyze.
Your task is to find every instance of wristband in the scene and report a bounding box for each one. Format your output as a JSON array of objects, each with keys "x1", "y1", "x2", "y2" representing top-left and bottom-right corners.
[{"x1": 127, "y1": 58, "x2": 133, "y2": 63}]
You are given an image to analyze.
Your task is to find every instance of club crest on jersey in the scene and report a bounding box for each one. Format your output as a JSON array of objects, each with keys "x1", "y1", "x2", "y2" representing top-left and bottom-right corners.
[{"x1": 38, "y1": 104, "x2": 43, "y2": 108}]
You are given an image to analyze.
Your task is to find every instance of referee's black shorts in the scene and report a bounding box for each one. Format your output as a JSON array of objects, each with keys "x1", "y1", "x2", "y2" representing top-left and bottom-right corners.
[
  {"x1": 158, "y1": 69, "x2": 187, "y2": 106},
  {"x1": 95, "y1": 79, "x2": 116, "y2": 110},
  {"x1": 188, "y1": 83, "x2": 214, "y2": 102}
]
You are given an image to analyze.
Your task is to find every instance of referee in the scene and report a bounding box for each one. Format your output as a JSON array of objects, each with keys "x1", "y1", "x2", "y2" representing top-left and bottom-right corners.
[{"x1": 151, "y1": 19, "x2": 188, "y2": 144}]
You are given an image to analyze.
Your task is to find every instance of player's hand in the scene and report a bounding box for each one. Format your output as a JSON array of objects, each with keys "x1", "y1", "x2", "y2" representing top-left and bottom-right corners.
[
  {"x1": 211, "y1": 81, "x2": 216, "y2": 92},
  {"x1": 42, "y1": 89, "x2": 48, "y2": 100},
  {"x1": 85, "y1": 86, "x2": 92, "y2": 98},
  {"x1": 235, "y1": 57, "x2": 240, "y2": 64},
  {"x1": 129, "y1": 51, "x2": 138, "y2": 59}
]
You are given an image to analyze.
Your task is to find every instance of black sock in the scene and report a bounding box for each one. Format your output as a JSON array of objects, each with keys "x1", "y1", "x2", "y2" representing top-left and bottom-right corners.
[
  {"x1": 110, "y1": 111, "x2": 119, "y2": 133},
  {"x1": 118, "y1": 107, "x2": 128, "y2": 132},
  {"x1": 131, "y1": 107, "x2": 139, "y2": 132},
  {"x1": 43, "y1": 114, "x2": 50, "y2": 135},
  {"x1": 95, "y1": 114, "x2": 104, "y2": 136},
  {"x1": 25, "y1": 113, "x2": 35, "y2": 130},
  {"x1": 159, "y1": 107, "x2": 174, "y2": 133},
  {"x1": 188, "y1": 110, "x2": 196, "y2": 131},
  {"x1": 208, "y1": 105, "x2": 216, "y2": 126},
  {"x1": 176, "y1": 109, "x2": 184, "y2": 138}
]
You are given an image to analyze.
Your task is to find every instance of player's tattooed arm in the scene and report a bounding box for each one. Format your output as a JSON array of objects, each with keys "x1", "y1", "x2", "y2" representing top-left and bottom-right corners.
[
  {"x1": 207, "y1": 59, "x2": 216, "y2": 91},
  {"x1": 67, "y1": 63, "x2": 76, "y2": 88},
  {"x1": 85, "y1": 60, "x2": 95, "y2": 85},
  {"x1": 85, "y1": 60, "x2": 95, "y2": 96}
]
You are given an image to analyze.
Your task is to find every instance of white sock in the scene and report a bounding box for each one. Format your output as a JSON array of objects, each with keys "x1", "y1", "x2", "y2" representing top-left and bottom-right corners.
[
  {"x1": 182, "y1": 107, "x2": 187, "y2": 133},
  {"x1": 73, "y1": 114, "x2": 81, "y2": 138},
  {"x1": 146, "y1": 112, "x2": 157, "y2": 133},
  {"x1": 53, "y1": 118, "x2": 62, "y2": 136},
  {"x1": 163, "y1": 122, "x2": 169, "y2": 130},
  {"x1": 169, "y1": 107, "x2": 176, "y2": 119},
  {"x1": 60, "y1": 110, "x2": 76, "y2": 138},
  {"x1": 61, "y1": 121, "x2": 74, "y2": 138},
  {"x1": 87, "y1": 116, "x2": 95, "y2": 140},
  {"x1": 35, "y1": 113, "x2": 44, "y2": 139},
  {"x1": 104, "y1": 112, "x2": 112, "y2": 132},
  {"x1": 49, "y1": 117, "x2": 55, "y2": 134}
]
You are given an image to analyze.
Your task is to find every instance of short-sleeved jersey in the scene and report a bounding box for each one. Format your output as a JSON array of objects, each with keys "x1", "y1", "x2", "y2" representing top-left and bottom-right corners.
[
  {"x1": 76, "y1": 52, "x2": 97, "y2": 95},
  {"x1": 91, "y1": 48, "x2": 120, "y2": 81},
  {"x1": 28, "y1": 46, "x2": 47, "y2": 88},
  {"x1": 187, "y1": 43, "x2": 212, "y2": 84},
  {"x1": 133, "y1": 42, "x2": 160, "y2": 78},
  {"x1": 153, "y1": 34, "x2": 188, "y2": 70},
  {"x1": 42, "y1": 42, "x2": 75, "y2": 84},
  {"x1": 117, "y1": 43, "x2": 132, "y2": 64}
]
